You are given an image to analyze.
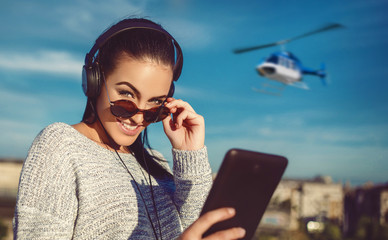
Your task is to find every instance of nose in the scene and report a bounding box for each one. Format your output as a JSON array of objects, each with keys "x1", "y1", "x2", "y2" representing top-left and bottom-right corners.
[
  {"x1": 130, "y1": 110, "x2": 146, "y2": 124},
  {"x1": 130, "y1": 101, "x2": 149, "y2": 124}
]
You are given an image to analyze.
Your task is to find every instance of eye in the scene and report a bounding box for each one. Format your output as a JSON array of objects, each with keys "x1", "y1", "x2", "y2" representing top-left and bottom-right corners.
[
  {"x1": 150, "y1": 98, "x2": 164, "y2": 106},
  {"x1": 118, "y1": 90, "x2": 134, "y2": 98}
]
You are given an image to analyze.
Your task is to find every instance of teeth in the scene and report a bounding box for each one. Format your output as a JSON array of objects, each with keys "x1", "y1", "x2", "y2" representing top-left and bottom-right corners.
[{"x1": 122, "y1": 121, "x2": 137, "y2": 130}]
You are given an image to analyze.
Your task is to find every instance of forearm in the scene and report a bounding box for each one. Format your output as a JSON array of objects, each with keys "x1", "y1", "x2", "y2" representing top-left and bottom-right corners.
[{"x1": 172, "y1": 147, "x2": 212, "y2": 230}]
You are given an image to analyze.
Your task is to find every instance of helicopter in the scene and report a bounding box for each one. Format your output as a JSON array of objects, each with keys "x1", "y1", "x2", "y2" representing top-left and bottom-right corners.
[{"x1": 233, "y1": 23, "x2": 344, "y2": 95}]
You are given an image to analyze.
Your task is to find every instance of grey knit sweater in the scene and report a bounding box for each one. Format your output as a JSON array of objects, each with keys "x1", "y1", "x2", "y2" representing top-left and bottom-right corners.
[{"x1": 13, "y1": 122, "x2": 212, "y2": 239}]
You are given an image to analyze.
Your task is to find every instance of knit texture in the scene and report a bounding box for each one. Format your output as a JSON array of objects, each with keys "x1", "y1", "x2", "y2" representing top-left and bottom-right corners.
[{"x1": 13, "y1": 122, "x2": 212, "y2": 239}]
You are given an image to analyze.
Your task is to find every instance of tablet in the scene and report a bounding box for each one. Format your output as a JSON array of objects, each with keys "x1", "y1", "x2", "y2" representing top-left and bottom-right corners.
[{"x1": 200, "y1": 148, "x2": 288, "y2": 239}]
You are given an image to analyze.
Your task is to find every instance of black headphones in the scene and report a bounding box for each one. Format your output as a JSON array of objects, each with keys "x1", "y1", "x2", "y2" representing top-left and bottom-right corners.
[{"x1": 82, "y1": 19, "x2": 183, "y2": 99}]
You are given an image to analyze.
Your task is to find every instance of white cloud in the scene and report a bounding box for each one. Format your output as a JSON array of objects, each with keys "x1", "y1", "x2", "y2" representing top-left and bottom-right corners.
[
  {"x1": 0, "y1": 88, "x2": 47, "y2": 121},
  {"x1": 0, "y1": 118, "x2": 42, "y2": 158},
  {"x1": 0, "y1": 88, "x2": 41, "y2": 105},
  {"x1": 0, "y1": 87, "x2": 85, "y2": 158},
  {"x1": 0, "y1": 50, "x2": 83, "y2": 79},
  {"x1": 56, "y1": 0, "x2": 148, "y2": 38},
  {"x1": 160, "y1": 18, "x2": 215, "y2": 50}
]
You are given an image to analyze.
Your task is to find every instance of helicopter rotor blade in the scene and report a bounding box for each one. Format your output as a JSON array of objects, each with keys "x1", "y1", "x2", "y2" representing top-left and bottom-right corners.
[
  {"x1": 233, "y1": 42, "x2": 279, "y2": 54},
  {"x1": 287, "y1": 23, "x2": 344, "y2": 42},
  {"x1": 233, "y1": 23, "x2": 344, "y2": 54}
]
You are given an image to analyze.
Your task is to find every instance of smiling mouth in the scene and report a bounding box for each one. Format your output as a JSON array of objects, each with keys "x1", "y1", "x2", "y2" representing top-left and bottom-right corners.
[
  {"x1": 117, "y1": 118, "x2": 142, "y2": 135},
  {"x1": 121, "y1": 120, "x2": 138, "y2": 130}
]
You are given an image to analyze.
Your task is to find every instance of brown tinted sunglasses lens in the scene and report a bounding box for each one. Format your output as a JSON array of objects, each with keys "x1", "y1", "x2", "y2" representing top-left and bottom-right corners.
[
  {"x1": 110, "y1": 100, "x2": 137, "y2": 118},
  {"x1": 153, "y1": 107, "x2": 170, "y2": 122},
  {"x1": 110, "y1": 100, "x2": 170, "y2": 123}
]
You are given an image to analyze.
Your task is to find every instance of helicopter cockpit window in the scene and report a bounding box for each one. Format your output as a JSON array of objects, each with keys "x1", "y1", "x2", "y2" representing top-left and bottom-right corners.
[
  {"x1": 279, "y1": 57, "x2": 286, "y2": 67},
  {"x1": 267, "y1": 56, "x2": 278, "y2": 64},
  {"x1": 282, "y1": 58, "x2": 294, "y2": 69},
  {"x1": 290, "y1": 61, "x2": 295, "y2": 69},
  {"x1": 286, "y1": 59, "x2": 292, "y2": 69}
]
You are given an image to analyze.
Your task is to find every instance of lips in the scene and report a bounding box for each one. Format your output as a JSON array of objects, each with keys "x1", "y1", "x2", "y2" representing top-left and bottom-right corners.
[{"x1": 116, "y1": 118, "x2": 142, "y2": 136}]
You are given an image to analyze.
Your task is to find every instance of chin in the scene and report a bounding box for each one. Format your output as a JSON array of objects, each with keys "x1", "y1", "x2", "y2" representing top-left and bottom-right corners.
[
  {"x1": 101, "y1": 124, "x2": 140, "y2": 149},
  {"x1": 113, "y1": 132, "x2": 141, "y2": 147}
]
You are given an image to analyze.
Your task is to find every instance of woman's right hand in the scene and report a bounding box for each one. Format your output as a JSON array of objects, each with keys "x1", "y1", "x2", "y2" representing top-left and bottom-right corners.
[{"x1": 178, "y1": 208, "x2": 246, "y2": 240}]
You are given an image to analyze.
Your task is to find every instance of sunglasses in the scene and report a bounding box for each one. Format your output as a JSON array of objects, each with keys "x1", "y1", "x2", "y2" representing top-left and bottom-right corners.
[
  {"x1": 102, "y1": 74, "x2": 170, "y2": 123},
  {"x1": 109, "y1": 99, "x2": 170, "y2": 123}
]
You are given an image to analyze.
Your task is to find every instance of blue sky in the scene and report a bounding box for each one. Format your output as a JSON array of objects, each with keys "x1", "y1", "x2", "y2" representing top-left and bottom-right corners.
[{"x1": 1, "y1": 0, "x2": 387, "y2": 186}]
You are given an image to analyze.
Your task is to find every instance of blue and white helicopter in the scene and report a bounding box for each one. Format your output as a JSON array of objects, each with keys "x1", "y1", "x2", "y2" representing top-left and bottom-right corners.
[{"x1": 233, "y1": 23, "x2": 344, "y2": 95}]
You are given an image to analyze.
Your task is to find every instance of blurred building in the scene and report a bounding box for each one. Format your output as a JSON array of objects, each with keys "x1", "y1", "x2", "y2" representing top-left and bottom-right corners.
[
  {"x1": 259, "y1": 176, "x2": 344, "y2": 232},
  {"x1": 299, "y1": 176, "x2": 343, "y2": 222},
  {"x1": 0, "y1": 158, "x2": 23, "y2": 240},
  {"x1": 381, "y1": 189, "x2": 388, "y2": 225},
  {"x1": 343, "y1": 182, "x2": 388, "y2": 237}
]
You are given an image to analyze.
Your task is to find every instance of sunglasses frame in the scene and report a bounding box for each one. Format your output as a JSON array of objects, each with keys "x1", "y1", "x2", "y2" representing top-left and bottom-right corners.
[
  {"x1": 109, "y1": 99, "x2": 170, "y2": 123},
  {"x1": 102, "y1": 76, "x2": 170, "y2": 123}
]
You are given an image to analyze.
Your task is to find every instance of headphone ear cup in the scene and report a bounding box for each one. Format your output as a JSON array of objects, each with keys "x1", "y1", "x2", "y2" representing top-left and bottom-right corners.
[{"x1": 82, "y1": 62, "x2": 101, "y2": 98}]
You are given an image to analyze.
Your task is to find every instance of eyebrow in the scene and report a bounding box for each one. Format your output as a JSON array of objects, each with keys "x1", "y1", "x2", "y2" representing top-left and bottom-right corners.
[{"x1": 115, "y1": 81, "x2": 168, "y2": 100}]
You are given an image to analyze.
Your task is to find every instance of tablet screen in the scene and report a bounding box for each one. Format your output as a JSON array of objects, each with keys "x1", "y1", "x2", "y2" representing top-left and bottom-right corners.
[{"x1": 200, "y1": 148, "x2": 288, "y2": 239}]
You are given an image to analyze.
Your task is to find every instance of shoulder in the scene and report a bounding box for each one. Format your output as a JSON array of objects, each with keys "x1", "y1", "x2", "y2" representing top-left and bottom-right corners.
[
  {"x1": 28, "y1": 122, "x2": 81, "y2": 159},
  {"x1": 21, "y1": 123, "x2": 83, "y2": 185},
  {"x1": 37, "y1": 122, "x2": 75, "y2": 139},
  {"x1": 33, "y1": 122, "x2": 79, "y2": 146}
]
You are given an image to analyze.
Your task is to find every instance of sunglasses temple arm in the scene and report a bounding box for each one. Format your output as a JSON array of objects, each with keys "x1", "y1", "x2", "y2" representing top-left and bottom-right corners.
[
  {"x1": 102, "y1": 73, "x2": 113, "y2": 105},
  {"x1": 154, "y1": 99, "x2": 169, "y2": 123}
]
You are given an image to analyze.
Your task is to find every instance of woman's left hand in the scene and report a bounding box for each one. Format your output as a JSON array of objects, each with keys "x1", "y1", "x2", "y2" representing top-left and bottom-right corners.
[{"x1": 162, "y1": 98, "x2": 205, "y2": 150}]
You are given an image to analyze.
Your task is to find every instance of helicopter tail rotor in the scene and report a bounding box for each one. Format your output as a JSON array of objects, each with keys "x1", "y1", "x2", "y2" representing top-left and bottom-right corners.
[{"x1": 319, "y1": 62, "x2": 327, "y2": 86}]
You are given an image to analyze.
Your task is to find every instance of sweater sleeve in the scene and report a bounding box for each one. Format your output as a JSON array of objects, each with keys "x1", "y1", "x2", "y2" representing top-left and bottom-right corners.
[
  {"x1": 13, "y1": 125, "x2": 78, "y2": 239},
  {"x1": 172, "y1": 146, "x2": 212, "y2": 230}
]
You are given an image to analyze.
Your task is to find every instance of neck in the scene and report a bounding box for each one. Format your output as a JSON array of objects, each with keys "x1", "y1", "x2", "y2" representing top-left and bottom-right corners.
[{"x1": 78, "y1": 122, "x2": 130, "y2": 154}]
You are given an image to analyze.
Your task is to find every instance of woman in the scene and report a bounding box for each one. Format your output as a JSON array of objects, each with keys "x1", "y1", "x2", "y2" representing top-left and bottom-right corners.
[{"x1": 13, "y1": 18, "x2": 245, "y2": 239}]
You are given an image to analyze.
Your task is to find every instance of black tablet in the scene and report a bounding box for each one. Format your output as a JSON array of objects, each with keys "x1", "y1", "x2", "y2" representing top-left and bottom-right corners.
[{"x1": 200, "y1": 148, "x2": 288, "y2": 239}]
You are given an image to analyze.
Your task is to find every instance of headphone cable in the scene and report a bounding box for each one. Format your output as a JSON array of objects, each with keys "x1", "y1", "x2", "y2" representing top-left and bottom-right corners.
[
  {"x1": 141, "y1": 132, "x2": 163, "y2": 240},
  {"x1": 94, "y1": 113, "x2": 160, "y2": 240}
]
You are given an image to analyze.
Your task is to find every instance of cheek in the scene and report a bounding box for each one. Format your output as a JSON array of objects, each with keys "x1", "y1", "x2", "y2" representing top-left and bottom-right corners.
[{"x1": 96, "y1": 95, "x2": 112, "y2": 119}]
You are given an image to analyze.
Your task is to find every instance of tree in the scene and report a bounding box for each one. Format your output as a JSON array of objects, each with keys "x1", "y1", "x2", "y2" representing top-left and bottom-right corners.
[
  {"x1": 352, "y1": 215, "x2": 388, "y2": 240},
  {"x1": 321, "y1": 222, "x2": 342, "y2": 240},
  {"x1": 0, "y1": 218, "x2": 8, "y2": 240}
]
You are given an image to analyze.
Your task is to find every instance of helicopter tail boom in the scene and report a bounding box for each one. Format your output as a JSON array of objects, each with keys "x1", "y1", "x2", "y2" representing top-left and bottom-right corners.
[{"x1": 301, "y1": 63, "x2": 327, "y2": 85}]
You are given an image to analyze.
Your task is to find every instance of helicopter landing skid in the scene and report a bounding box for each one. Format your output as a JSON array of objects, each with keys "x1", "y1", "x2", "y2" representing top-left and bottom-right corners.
[{"x1": 252, "y1": 82, "x2": 285, "y2": 96}]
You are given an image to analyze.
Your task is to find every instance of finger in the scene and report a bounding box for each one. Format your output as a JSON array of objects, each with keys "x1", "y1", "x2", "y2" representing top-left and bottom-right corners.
[
  {"x1": 173, "y1": 109, "x2": 202, "y2": 129},
  {"x1": 162, "y1": 114, "x2": 175, "y2": 132},
  {"x1": 165, "y1": 99, "x2": 195, "y2": 113},
  {"x1": 204, "y1": 227, "x2": 246, "y2": 240},
  {"x1": 173, "y1": 109, "x2": 188, "y2": 128},
  {"x1": 189, "y1": 208, "x2": 236, "y2": 235}
]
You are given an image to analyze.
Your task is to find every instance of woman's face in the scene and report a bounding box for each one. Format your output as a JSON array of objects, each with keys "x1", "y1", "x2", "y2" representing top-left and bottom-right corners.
[{"x1": 96, "y1": 57, "x2": 173, "y2": 147}]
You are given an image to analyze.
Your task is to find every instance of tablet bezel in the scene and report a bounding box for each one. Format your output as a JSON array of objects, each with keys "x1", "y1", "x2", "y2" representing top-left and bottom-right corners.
[{"x1": 200, "y1": 148, "x2": 288, "y2": 239}]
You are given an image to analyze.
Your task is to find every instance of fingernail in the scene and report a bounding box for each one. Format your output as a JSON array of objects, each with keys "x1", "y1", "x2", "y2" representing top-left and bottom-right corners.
[
  {"x1": 239, "y1": 228, "x2": 246, "y2": 237},
  {"x1": 227, "y1": 208, "x2": 235, "y2": 215}
]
